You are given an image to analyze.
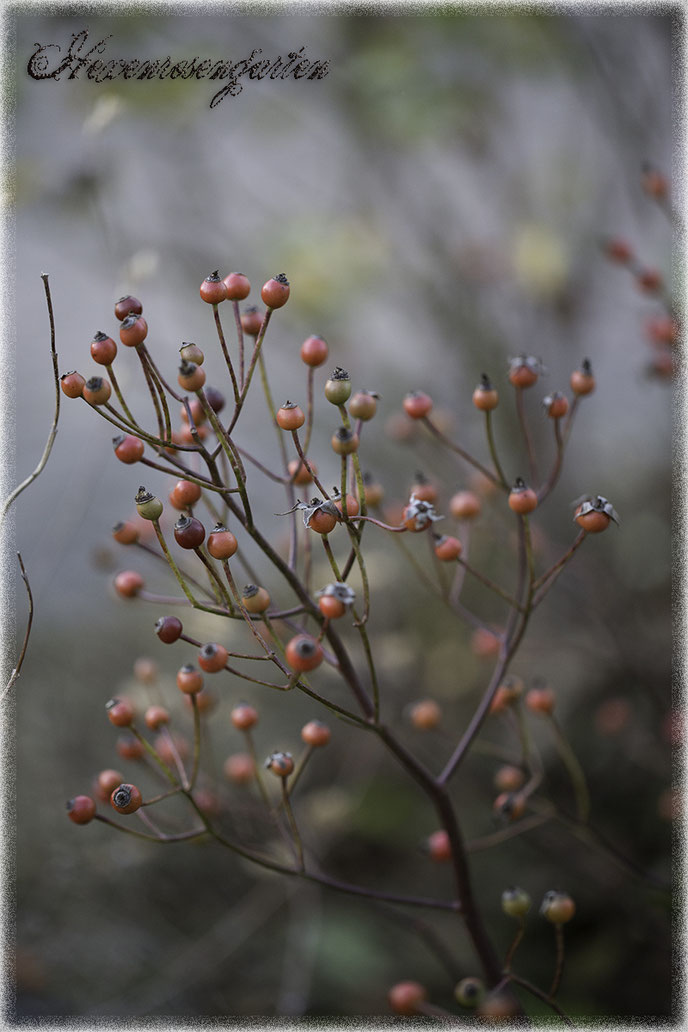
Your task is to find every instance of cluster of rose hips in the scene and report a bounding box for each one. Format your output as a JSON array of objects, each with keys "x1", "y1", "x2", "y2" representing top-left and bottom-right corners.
[
  {"x1": 603, "y1": 164, "x2": 677, "y2": 379},
  {"x1": 59, "y1": 260, "x2": 616, "y2": 1020}
]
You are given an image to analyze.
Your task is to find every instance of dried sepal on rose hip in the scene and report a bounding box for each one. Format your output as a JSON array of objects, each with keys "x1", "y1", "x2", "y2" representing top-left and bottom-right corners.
[
  {"x1": 119, "y1": 312, "x2": 148, "y2": 347},
  {"x1": 275, "y1": 401, "x2": 305, "y2": 431},
  {"x1": 60, "y1": 370, "x2": 86, "y2": 398},
  {"x1": 110, "y1": 783, "x2": 143, "y2": 815},
  {"x1": 573, "y1": 494, "x2": 620, "y2": 533},
  {"x1": 199, "y1": 270, "x2": 227, "y2": 305},
  {"x1": 179, "y1": 341, "x2": 204, "y2": 365},
  {"x1": 264, "y1": 751, "x2": 294, "y2": 777},
  {"x1": 83, "y1": 376, "x2": 112, "y2": 405},
  {"x1": 570, "y1": 358, "x2": 595, "y2": 396},
  {"x1": 472, "y1": 373, "x2": 499, "y2": 411},
  {"x1": 135, "y1": 486, "x2": 163, "y2": 521},
  {"x1": 402, "y1": 493, "x2": 444, "y2": 532},
  {"x1": 114, "y1": 295, "x2": 143, "y2": 321},
  {"x1": 90, "y1": 330, "x2": 117, "y2": 365},
  {"x1": 540, "y1": 890, "x2": 576, "y2": 924},
  {"x1": 280, "y1": 497, "x2": 340, "y2": 536},
  {"x1": 261, "y1": 273, "x2": 290, "y2": 309},
  {"x1": 542, "y1": 391, "x2": 569, "y2": 419},
  {"x1": 324, "y1": 367, "x2": 352, "y2": 406},
  {"x1": 241, "y1": 584, "x2": 271, "y2": 613},
  {"x1": 316, "y1": 581, "x2": 355, "y2": 620},
  {"x1": 501, "y1": 886, "x2": 532, "y2": 919},
  {"x1": 285, "y1": 634, "x2": 324, "y2": 672},
  {"x1": 508, "y1": 354, "x2": 545, "y2": 388},
  {"x1": 508, "y1": 478, "x2": 538, "y2": 515}
]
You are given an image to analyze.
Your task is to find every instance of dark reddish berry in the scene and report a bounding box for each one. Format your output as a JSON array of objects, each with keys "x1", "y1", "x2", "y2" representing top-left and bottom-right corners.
[
  {"x1": 264, "y1": 751, "x2": 294, "y2": 777},
  {"x1": 66, "y1": 795, "x2": 96, "y2": 824},
  {"x1": 155, "y1": 615, "x2": 183, "y2": 643},
  {"x1": 144, "y1": 705, "x2": 170, "y2": 731},
  {"x1": 95, "y1": 769, "x2": 124, "y2": 802},
  {"x1": 114, "y1": 295, "x2": 143, "y2": 321},
  {"x1": 388, "y1": 982, "x2": 427, "y2": 1016},
  {"x1": 173, "y1": 514, "x2": 206, "y2": 549},
  {"x1": 204, "y1": 386, "x2": 225, "y2": 414},
  {"x1": 276, "y1": 402, "x2": 305, "y2": 431}
]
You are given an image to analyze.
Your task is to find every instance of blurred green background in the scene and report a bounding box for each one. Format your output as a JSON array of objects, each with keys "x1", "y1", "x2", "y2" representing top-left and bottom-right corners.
[{"x1": 3, "y1": 7, "x2": 677, "y2": 1021}]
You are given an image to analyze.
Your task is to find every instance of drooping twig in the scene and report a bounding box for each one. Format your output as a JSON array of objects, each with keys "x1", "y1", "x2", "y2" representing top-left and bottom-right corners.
[{"x1": 1, "y1": 554, "x2": 34, "y2": 702}]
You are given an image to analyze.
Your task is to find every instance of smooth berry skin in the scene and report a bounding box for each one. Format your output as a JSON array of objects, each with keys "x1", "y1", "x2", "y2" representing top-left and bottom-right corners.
[
  {"x1": 200, "y1": 273, "x2": 227, "y2": 305},
  {"x1": 300, "y1": 335, "x2": 328, "y2": 367},
  {"x1": 307, "y1": 509, "x2": 338, "y2": 535},
  {"x1": 331, "y1": 429, "x2": 359, "y2": 455},
  {"x1": 113, "y1": 435, "x2": 144, "y2": 464},
  {"x1": 176, "y1": 665, "x2": 204, "y2": 695},
  {"x1": 198, "y1": 643, "x2": 229, "y2": 674},
  {"x1": 224, "y1": 753, "x2": 255, "y2": 784},
  {"x1": 508, "y1": 485, "x2": 538, "y2": 515},
  {"x1": 83, "y1": 376, "x2": 111, "y2": 406},
  {"x1": 114, "y1": 571, "x2": 144, "y2": 598},
  {"x1": 60, "y1": 371, "x2": 86, "y2": 399},
  {"x1": 207, "y1": 528, "x2": 238, "y2": 560},
  {"x1": 575, "y1": 507, "x2": 610, "y2": 533},
  {"x1": 240, "y1": 306, "x2": 264, "y2": 336},
  {"x1": 434, "y1": 535, "x2": 462, "y2": 561},
  {"x1": 231, "y1": 703, "x2": 259, "y2": 730},
  {"x1": 525, "y1": 687, "x2": 555, "y2": 715},
  {"x1": 261, "y1": 274, "x2": 290, "y2": 309},
  {"x1": 349, "y1": 391, "x2": 378, "y2": 421},
  {"x1": 409, "y1": 699, "x2": 441, "y2": 730},
  {"x1": 177, "y1": 363, "x2": 206, "y2": 392},
  {"x1": 544, "y1": 393, "x2": 569, "y2": 419},
  {"x1": 276, "y1": 404, "x2": 305, "y2": 431},
  {"x1": 502, "y1": 887, "x2": 532, "y2": 919},
  {"x1": 95, "y1": 769, "x2": 125, "y2": 802},
  {"x1": 334, "y1": 493, "x2": 359, "y2": 519},
  {"x1": 449, "y1": 491, "x2": 481, "y2": 520},
  {"x1": 174, "y1": 515, "x2": 206, "y2": 550},
  {"x1": 241, "y1": 586, "x2": 270, "y2": 614},
  {"x1": 541, "y1": 891, "x2": 576, "y2": 924},
  {"x1": 179, "y1": 342, "x2": 205, "y2": 366},
  {"x1": 110, "y1": 783, "x2": 143, "y2": 815},
  {"x1": 180, "y1": 398, "x2": 206, "y2": 426},
  {"x1": 324, "y1": 373, "x2": 352, "y2": 406},
  {"x1": 472, "y1": 384, "x2": 499, "y2": 411},
  {"x1": 112, "y1": 521, "x2": 139, "y2": 545},
  {"x1": 388, "y1": 982, "x2": 427, "y2": 1016},
  {"x1": 301, "y1": 720, "x2": 331, "y2": 747},
  {"x1": 106, "y1": 698, "x2": 135, "y2": 727},
  {"x1": 116, "y1": 735, "x2": 145, "y2": 760},
  {"x1": 204, "y1": 386, "x2": 225, "y2": 414},
  {"x1": 155, "y1": 615, "x2": 183, "y2": 643},
  {"x1": 287, "y1": 458, "x2": 316, "y2": 486},
  {"x1": 134, "y1": 657, "x2": 158, "y2": 684},
  {"x1": 66, "y1": 795, "x2": 96, "y2": 825},
  {"x1": 318, "y1": 595, "x2": 346, "y2": 620},
  {"x1": 265, "y1": 752, "x2": 294, "y2": 777},
  {"x1": 114, "y1": 295, "x2": 143, "y2": 321},
  {"x1": 285, "y1": 635, "x2": 323, "y2": 673},
  {"x1": 90, "y1": 332, "x2": 118, "y2": 366},
  {"x1": 144, "y1": 705, "x2": 170, "y2": 731},
  {"x1": 509, "y1": 366, "x2": 538, "y2": 388},
  {"x1": 223, "y1": 272, "x2": 251, "y2": 300},
  {"x1": 427, "y1": 829, "x2": 451, "y2": 863},
  {"x1": 494, "y1": 765, "x2": 526, "y2": 793},
  {"x1": 570, "y1": 367, "x2": 595, "y2": 396},
  {"x1": 403, "y1": 391, "x2": 433, "y2": 419},
  {"x1": 119, "y1": 314, "x2": 148, "y2": 347},
  {"x1": 169, "y1": 479, "x2": 202, "y2": 509}
]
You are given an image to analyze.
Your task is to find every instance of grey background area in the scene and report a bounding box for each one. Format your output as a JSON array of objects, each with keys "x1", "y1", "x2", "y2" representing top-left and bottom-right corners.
[{"x1": 2, "y1": 9, "x2": 677, "y2": 1020}]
